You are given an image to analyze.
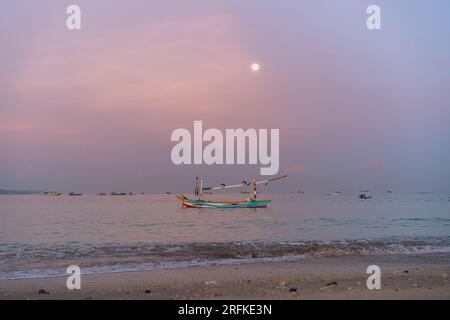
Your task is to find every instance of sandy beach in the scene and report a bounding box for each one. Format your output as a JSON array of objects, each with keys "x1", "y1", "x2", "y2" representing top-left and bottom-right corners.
[{"x1": 1, "y1": 253, "x2": 449, "y2": 300}]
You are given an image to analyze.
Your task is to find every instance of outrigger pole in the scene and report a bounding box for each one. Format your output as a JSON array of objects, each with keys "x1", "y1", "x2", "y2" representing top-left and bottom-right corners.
[{"x1": 201, "y1": 175, "x2": 288, "y2": 192}]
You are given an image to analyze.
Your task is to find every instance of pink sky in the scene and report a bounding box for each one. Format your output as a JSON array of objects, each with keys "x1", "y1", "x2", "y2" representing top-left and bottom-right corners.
[{"x1": 1, "y1": 1, "x2": 449, "y2": 193}]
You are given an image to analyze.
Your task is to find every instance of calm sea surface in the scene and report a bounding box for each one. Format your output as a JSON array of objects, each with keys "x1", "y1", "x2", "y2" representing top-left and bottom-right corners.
[{"x1": 1, "y1": 193, "x2": 449, "y2": 279}]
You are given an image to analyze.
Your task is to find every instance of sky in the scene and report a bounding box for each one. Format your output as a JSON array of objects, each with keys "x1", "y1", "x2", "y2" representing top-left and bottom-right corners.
[{"x1": 1, "y1": 0, "x2": 449, "y2": 193}]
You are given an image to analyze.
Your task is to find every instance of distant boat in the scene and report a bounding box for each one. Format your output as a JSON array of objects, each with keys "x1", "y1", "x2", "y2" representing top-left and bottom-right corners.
[
  {"x1": 68, "y1": 192, "x2": 82, "y2": 196},
  {"x1": 43, "y1": 192, "x2": 61, "y2": 196},
  {"x1": 110, "y1": 192, "x2": 127, "y2": 196},
  {"x1": 359, "y1": 193, "x2": 372, "y2": 200},
  {"x1": 386, "y1": 190, "x2": 393, "y2": 194},
  {"x1": 97, "y1": 193, "x2": 108, "y2": 196},
  {"x1": 176, "y1": 175, "x2": 287, "y2": 209},
  {"x1": 323, "y1": 191, "x2": 351, "y2": 196}
]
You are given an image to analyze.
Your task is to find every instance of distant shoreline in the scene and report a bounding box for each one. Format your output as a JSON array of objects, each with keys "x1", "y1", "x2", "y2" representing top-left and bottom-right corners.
[
  {"x1": 0, "y1": 189, "x2": 43, "y2": 195},
  {"x1": 0, "y1": 192, "x2": 449, "y2": 196}
]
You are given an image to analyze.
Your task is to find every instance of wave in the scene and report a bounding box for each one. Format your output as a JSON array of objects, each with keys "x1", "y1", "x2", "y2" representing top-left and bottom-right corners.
[{"x1": 1, "y1": 237, "x2": 450, "y2": 280}]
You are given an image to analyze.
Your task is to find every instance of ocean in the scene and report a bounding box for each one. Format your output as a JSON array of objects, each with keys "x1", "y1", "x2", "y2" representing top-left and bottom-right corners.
[{"x1": 0, "y1": 193, "x2": 449, "y2": 280}]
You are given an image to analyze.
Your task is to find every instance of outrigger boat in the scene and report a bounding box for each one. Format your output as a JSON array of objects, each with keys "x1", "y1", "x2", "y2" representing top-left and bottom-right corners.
[{"x1": 176, "y1": 175, "x2": 287, "y2": 208}]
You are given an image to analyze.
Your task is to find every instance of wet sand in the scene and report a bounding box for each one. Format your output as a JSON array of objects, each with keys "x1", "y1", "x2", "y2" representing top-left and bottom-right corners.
[{"x1": 1, "y1": 253, "x2": 449, "y2": 300}]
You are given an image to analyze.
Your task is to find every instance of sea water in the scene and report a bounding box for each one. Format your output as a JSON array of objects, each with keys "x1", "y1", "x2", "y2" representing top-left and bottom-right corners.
[{"x1": 0, "y1": 193, "x2": 449, "y2": 279}]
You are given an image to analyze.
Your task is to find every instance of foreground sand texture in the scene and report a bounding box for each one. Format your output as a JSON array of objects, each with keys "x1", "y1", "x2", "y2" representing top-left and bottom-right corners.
[{"x1": 1, "y1": 254, "x2": 449, "y2": 299}]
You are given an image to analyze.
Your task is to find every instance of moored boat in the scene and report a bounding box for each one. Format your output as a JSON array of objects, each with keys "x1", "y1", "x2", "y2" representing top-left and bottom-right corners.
[
  {"x1": 176, "y1": 175, "x2": 287, "y2": 209},
  {"x1": 43, "y1": 192, "x2": 62, "y2": 196},
  {"x1": 177, "y1": 195, "x2": 271, "y2": 208}
]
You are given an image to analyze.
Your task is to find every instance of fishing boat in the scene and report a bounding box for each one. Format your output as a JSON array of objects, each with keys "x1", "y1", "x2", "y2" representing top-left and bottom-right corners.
[
  {"x1": 177, "y1": 175, "x2": 287, "y2": 209},
  {"x1": 68, "y1": 192, "x2": 82, "y2": 196},
  {"x1": 43, "y1": 191, "x2": 62, "y2": 196}
]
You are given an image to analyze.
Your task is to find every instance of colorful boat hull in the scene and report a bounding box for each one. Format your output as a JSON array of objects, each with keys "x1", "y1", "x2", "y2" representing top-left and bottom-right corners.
[{"x1": 176, "y1": 195, "x2": 271, "y2": 208}]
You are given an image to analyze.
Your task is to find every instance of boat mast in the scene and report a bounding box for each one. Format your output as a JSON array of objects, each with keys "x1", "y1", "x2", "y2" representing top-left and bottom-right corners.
[{"x1": 195, "y1": 177, "x2": 199, "y2": 197}]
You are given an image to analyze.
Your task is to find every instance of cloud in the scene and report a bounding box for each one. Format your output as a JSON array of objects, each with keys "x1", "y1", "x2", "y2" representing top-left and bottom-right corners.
[{"x1": 8, "y1": 14, "x2": 251, "y2": 116}]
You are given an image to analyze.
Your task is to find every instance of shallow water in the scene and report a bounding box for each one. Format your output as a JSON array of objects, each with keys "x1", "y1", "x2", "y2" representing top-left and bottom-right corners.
[{"x1": 0, "y1": 193, "x2": 449, "y2": 279}]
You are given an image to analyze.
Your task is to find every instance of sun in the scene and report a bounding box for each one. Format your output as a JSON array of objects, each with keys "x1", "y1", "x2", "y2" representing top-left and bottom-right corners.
[{"x1": 251, "y1": 63, "x2": 260, "y2": 72}]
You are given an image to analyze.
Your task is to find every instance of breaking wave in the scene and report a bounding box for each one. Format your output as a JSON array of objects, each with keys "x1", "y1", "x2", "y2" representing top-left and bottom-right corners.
[{"x1": 1, "y1": 237, "x2": 450, "y2": 280}]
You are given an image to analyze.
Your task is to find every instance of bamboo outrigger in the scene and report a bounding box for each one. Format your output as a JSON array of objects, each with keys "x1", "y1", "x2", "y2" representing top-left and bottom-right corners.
[{"x1": 176, "y1": 175, "x2": 287, "y2": 208}]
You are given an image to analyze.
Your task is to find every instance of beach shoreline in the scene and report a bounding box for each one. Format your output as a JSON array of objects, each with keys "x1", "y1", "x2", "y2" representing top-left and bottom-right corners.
[{"x1": 1, "y1": 253, "x2": 449, "y2": 300}]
